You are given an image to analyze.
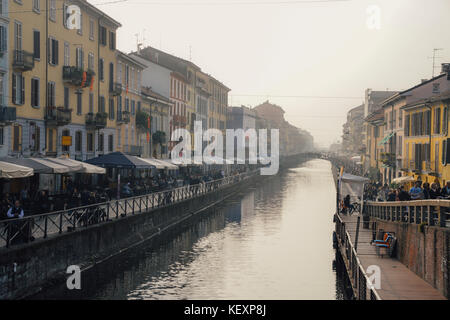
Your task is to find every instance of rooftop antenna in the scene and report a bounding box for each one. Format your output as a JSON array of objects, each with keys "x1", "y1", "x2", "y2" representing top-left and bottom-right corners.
[{"x1": 428, "y1": 48, "x2": 444, "y2": 78}]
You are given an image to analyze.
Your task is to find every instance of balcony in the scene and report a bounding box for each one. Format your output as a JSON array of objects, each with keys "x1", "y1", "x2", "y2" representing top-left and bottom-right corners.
[
  {"x1": 0, "y1": 107, "x2": 17, "y2": 125},
  {"x1": 86, "y1": 112, "x2": 107, "y2": 130},
  {"x1": 45, "y1": 106, "x2": 72, "y2": 126},
  {"x1": 109, "y1": 82, "x2": 122, "y2": 96},
  {"x1": 117, "y1": 111, "x2": 131, "y2": 124},
  {"x1": 63, "y1": 66, "x2": 95, "y2": 88},
  {"x1": 128, "y1": 145, "x2": 143, "y2": 156},
  {"x1": 13, "y1": 50, "x2": 35, "y2": 71}
]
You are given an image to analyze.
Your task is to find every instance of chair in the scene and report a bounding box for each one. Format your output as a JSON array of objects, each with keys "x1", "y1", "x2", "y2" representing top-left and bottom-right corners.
[{"x1": 372, "y1": 232, "x2": 396, "y2": 258}]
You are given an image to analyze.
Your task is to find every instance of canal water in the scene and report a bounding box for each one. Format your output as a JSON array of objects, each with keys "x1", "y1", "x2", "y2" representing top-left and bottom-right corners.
[{"x1": 32, "y1": 159, "x2": 347, "y2": 300}]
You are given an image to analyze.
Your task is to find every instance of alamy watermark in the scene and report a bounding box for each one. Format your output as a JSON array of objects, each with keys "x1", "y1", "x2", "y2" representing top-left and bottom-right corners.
[
  {"x1": 66, "y1": 265, "x2": 81, "y2": 290},
  {"x1": 170, "y1": 121, "x2": 280, "y2": 176},
  {"x1": 66, "y1": 5, "x2": 82, "y2": 30},
  {"x1": 366, "y1": 5, "x2": 381, "y2": 30}
]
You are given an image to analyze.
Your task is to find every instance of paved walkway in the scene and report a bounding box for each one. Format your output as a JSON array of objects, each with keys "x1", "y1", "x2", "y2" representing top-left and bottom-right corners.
[{"x1": 341, "y1": 214, "x2": 447, "y2": 300}]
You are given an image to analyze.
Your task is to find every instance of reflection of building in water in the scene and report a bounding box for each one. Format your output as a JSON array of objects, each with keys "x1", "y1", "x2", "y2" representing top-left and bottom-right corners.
[
  {"x1": 240, "y1": 192, "x2": 255, "y2": 221},
  {"x1": 224, "y1": 202, "x2": 242, "y2": 224}
]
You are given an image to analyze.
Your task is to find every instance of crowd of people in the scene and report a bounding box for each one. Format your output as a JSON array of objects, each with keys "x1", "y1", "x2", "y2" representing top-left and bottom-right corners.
[
  {"x1": 0, "y1": 167, "x2": 248, "y2": 221},
  {"x1": 364, "y1": 180, "x2": 450, "y2": 202}
]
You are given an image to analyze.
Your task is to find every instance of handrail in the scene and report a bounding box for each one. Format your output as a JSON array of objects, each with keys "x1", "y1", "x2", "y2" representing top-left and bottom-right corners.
[
  {"x1": 364, "y1": 200, "x2": 450, "y2": 228},
  {"x1": 0, "y1": 170, "x2": 259, "y2": 249},
  {"x1": 335, "y1": 213, "x2": 382, "y2": 300}
]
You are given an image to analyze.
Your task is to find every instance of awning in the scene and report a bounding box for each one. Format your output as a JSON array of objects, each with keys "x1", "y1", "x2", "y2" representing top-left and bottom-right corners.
[
  {"x1": 0, "y1": 161, "x2": 34, "y2": 179},
  {"x1": 140, "y1": 158, "x2": 166, "y2": 170},
  {"x1": 0, "y1": 158, "x2": 55, "y2": 174},
  {"x1": 0, "y1": 157, "x2": 70, "y2": 174},
  {"x1": 45, "y1": 157, "x2": 83, "y2": 173},
  {"x1": 153, "y1": 159, "x2": 179, "y2": 170},
  {"x1": 32, "y1": 158, "x2": 72, "y2": 174},
  {"x1": 60, "y1": 158, "x2": 106, "y2": 174},
  {"x1": 392, "y1": 176, "x2": 415, "y2": 184},
  {"x1": 378, "y1": 132, "x2": 395, "y2": 146},
  {"x1": 86, "y1": 152, "x2": 155, "y2": 169},
  {"x1": 169, "y1": 158, "x2": 188, "y2": 167}
]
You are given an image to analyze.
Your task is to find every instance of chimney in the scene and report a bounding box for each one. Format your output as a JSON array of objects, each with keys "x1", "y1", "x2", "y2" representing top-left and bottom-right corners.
[{"x1": 442, "y1": 63, "x2": 450, "y2": 76}]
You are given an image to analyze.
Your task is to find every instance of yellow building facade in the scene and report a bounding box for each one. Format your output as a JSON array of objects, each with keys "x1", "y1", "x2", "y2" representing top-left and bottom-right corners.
[
  {"x1": 402, "y1": 96, "x2": 450, "y2": 186},
  {"x1": 9, "y1": 0, "x2": 121, "y2": 160}
]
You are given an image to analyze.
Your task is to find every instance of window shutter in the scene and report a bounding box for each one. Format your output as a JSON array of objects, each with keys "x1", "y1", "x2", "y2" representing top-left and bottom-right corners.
[
  {"x1": 446, "y1": 139, "x2": 450, "y2": 165},
  {"x1": 12, "y1": 74, "x2": 16, "y2": 104},
  {"x1": 20, "y1": 75, "x2": 25, "y2": 104},
  {"x1": 34, "y1": 31, "x2": 40, "y2": 59},
  {"x1": 55, "y1": 40, "x2": 59, "y2": 65}
]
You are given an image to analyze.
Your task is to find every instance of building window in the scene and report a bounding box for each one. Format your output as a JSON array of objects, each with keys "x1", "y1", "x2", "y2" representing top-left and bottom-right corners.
[
  {"x1": 434, "y1": 108, "x2": 441, "y2": 134},
  {"x1": 131, "y1": 100, "x2": 135, "y2": 115},
  {"x1": 0, "y1": 127, "x2": 3, "y2": 146},
  {"x1": 49, "y1": 0, "x2": 56, "y2": 21},
  {"x1": 109, "y1": 98, "x2": 115, "y2": 120},
  {"x1": 99, "y1": 26, "x2": 107, "y2": 46},
  {"x1": 14, "y1": 21, "x2": 22, "y2": 51},
  {"x1": 64, "y1": 87, "x2": 70, "y2": 109},
  {"x1": 76, "y1": 47, "x2": 84, "y2": 69},
  {"x1": 117, "y1": 128, "x2": 121, "y2": 147},
  {"x1": 433, "y1": 83, "x2": 440, "y2": 94},
  {"x1": 64, "y1": 42, "x2": 70, "y2": 66},
  {"x1": 98, "y1": 134, "x2": 104, "y2": 152},
  {"x1": 13, "y1": 125, "x2": 21, "y2": 152},
  {"x1": 47, "y1": 81, "x2": 56, "y2": 107},
  {"x1": 75, "y1": 131, "x2": 82, "y2": 152},
  {"x1": 89, "y1": 19, "x2": 95, "y2": 40},
  {"x1": 76, "y1": 91, "x2": 82, "y2": 115},
  {"x1": 33, "y1": 0, "x2": 40, "y2": 13},
  {"x1": 89, "y1": 93, "x2": 94, "y2": 113},
  {"x1": 99, "y1": 58, "x2": 104, "y2": 81},
  {"x1": 99, "y1": 96, "x2": 105, "y2": 113},
  {"x1": 48, "y1": 128, "x2": 55, "y2": 152},
  {"x1": 109, "y1": 31, "x2": 116, "y2": 50},
  {"x1": 12, "y1": 73, "x2": 25, "y2": 105},
  {"x1": 87, "y1": 133, "x2": 94, "y2": 152},
  {"x1": 108, "y1": 135, "x2": 114, "y2": 152},
  {"x1": 31, "y1": 78, "x2": 40, "y2": 108},
  {"x1": 0, "y1": 26, "x2": 7, "y2": 54},
  {"x1": 88, "y1": 53, "x2": 94, "y2": 71},
  {"x1": 48, "y1": 37, "x2": 59, "y2": 65},
  {"x1": 33, "y1": 30, "x2": 40, "y2": 59},
  {"x1": 77, "y1": 13, "x2": 83, "y2": 35}
]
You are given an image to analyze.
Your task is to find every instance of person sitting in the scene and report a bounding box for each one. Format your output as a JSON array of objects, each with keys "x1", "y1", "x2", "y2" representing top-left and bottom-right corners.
[
  {"x1": 343, "y1": 195, "x2": 354, "y2": 214},
  {"x1": 7, "y1": 200, "x2": 24, "y2": 219}
]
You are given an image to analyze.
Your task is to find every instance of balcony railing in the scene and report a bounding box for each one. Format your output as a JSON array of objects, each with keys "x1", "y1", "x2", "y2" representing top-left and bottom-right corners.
[
  {"x1": 117, "y1": 111, "x2": 131, "y2": 124},
  {"x1": 109, "y1": 82, "x2": 122, "y2": 96},
  {"x1": 13, "y1": 50, "x2": 35, "y2": 71},
  {"x1": 63, "y1": 66, "x2": 95, "y2": 88},
  {"x1": 0, "y1": 107, "x2": 17, "y2": 124},
  {"x1": 86, "y1": 112, "x2": 107, "y2": 129},
  {"x1": 45, "y1": 107, "x2": 72, "y2": 126},
  {"x1": 128, "y1": 145, "x2": 143, "y2": 156}
]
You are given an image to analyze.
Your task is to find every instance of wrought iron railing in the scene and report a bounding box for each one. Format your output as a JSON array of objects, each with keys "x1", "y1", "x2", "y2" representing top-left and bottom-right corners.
[
  {"x1": 13, "y1": 50, "x2": 34, "y2": 71},
  {"x1": 364, "y1": 200, "x2": 450, "y2": 228},
  {"x1": 335, "y1": 214, "x2": 382, "y2": 300},
  {"x1": 0, "y1": 171, "x2": 257, "y2": 248}
]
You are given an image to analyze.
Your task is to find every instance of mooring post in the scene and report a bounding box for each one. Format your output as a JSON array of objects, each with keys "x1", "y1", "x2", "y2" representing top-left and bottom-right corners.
[{"x1": 354, "y1": 215, "x2": 361, "y2": 252}]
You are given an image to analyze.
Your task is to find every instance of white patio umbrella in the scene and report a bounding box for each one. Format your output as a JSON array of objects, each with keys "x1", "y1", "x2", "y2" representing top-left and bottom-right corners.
[{"x1": 0, "y1": 161, "x2": 34, "y2": 179}]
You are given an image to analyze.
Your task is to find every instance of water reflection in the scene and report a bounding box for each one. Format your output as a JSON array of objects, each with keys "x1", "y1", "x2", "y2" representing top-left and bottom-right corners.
[{"x1": 32, "y1": 159, "x2": 345, "y2": 300}]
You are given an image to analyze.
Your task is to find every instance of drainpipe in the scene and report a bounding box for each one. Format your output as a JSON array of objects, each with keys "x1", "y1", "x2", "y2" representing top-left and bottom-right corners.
[{"x1": 44, "y1": 0, "x2": 49, "y2": 155}]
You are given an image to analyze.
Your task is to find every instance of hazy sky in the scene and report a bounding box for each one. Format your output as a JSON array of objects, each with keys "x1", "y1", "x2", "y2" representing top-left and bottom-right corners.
[{"x1": 91, "y1": 0, "x2": 450, "y2": 148}]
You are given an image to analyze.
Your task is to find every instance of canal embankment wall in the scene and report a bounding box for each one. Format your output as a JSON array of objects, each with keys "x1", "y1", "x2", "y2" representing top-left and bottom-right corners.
[
  {"x1": 0, "y1": 153, "x2": 315, "y2": 299},
  {"x1": 373, "y1": 219, "x2": 450, "y2": 298},
  {"x1": 0, "y1": 174, "x2": 262, "y2": 300}
]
